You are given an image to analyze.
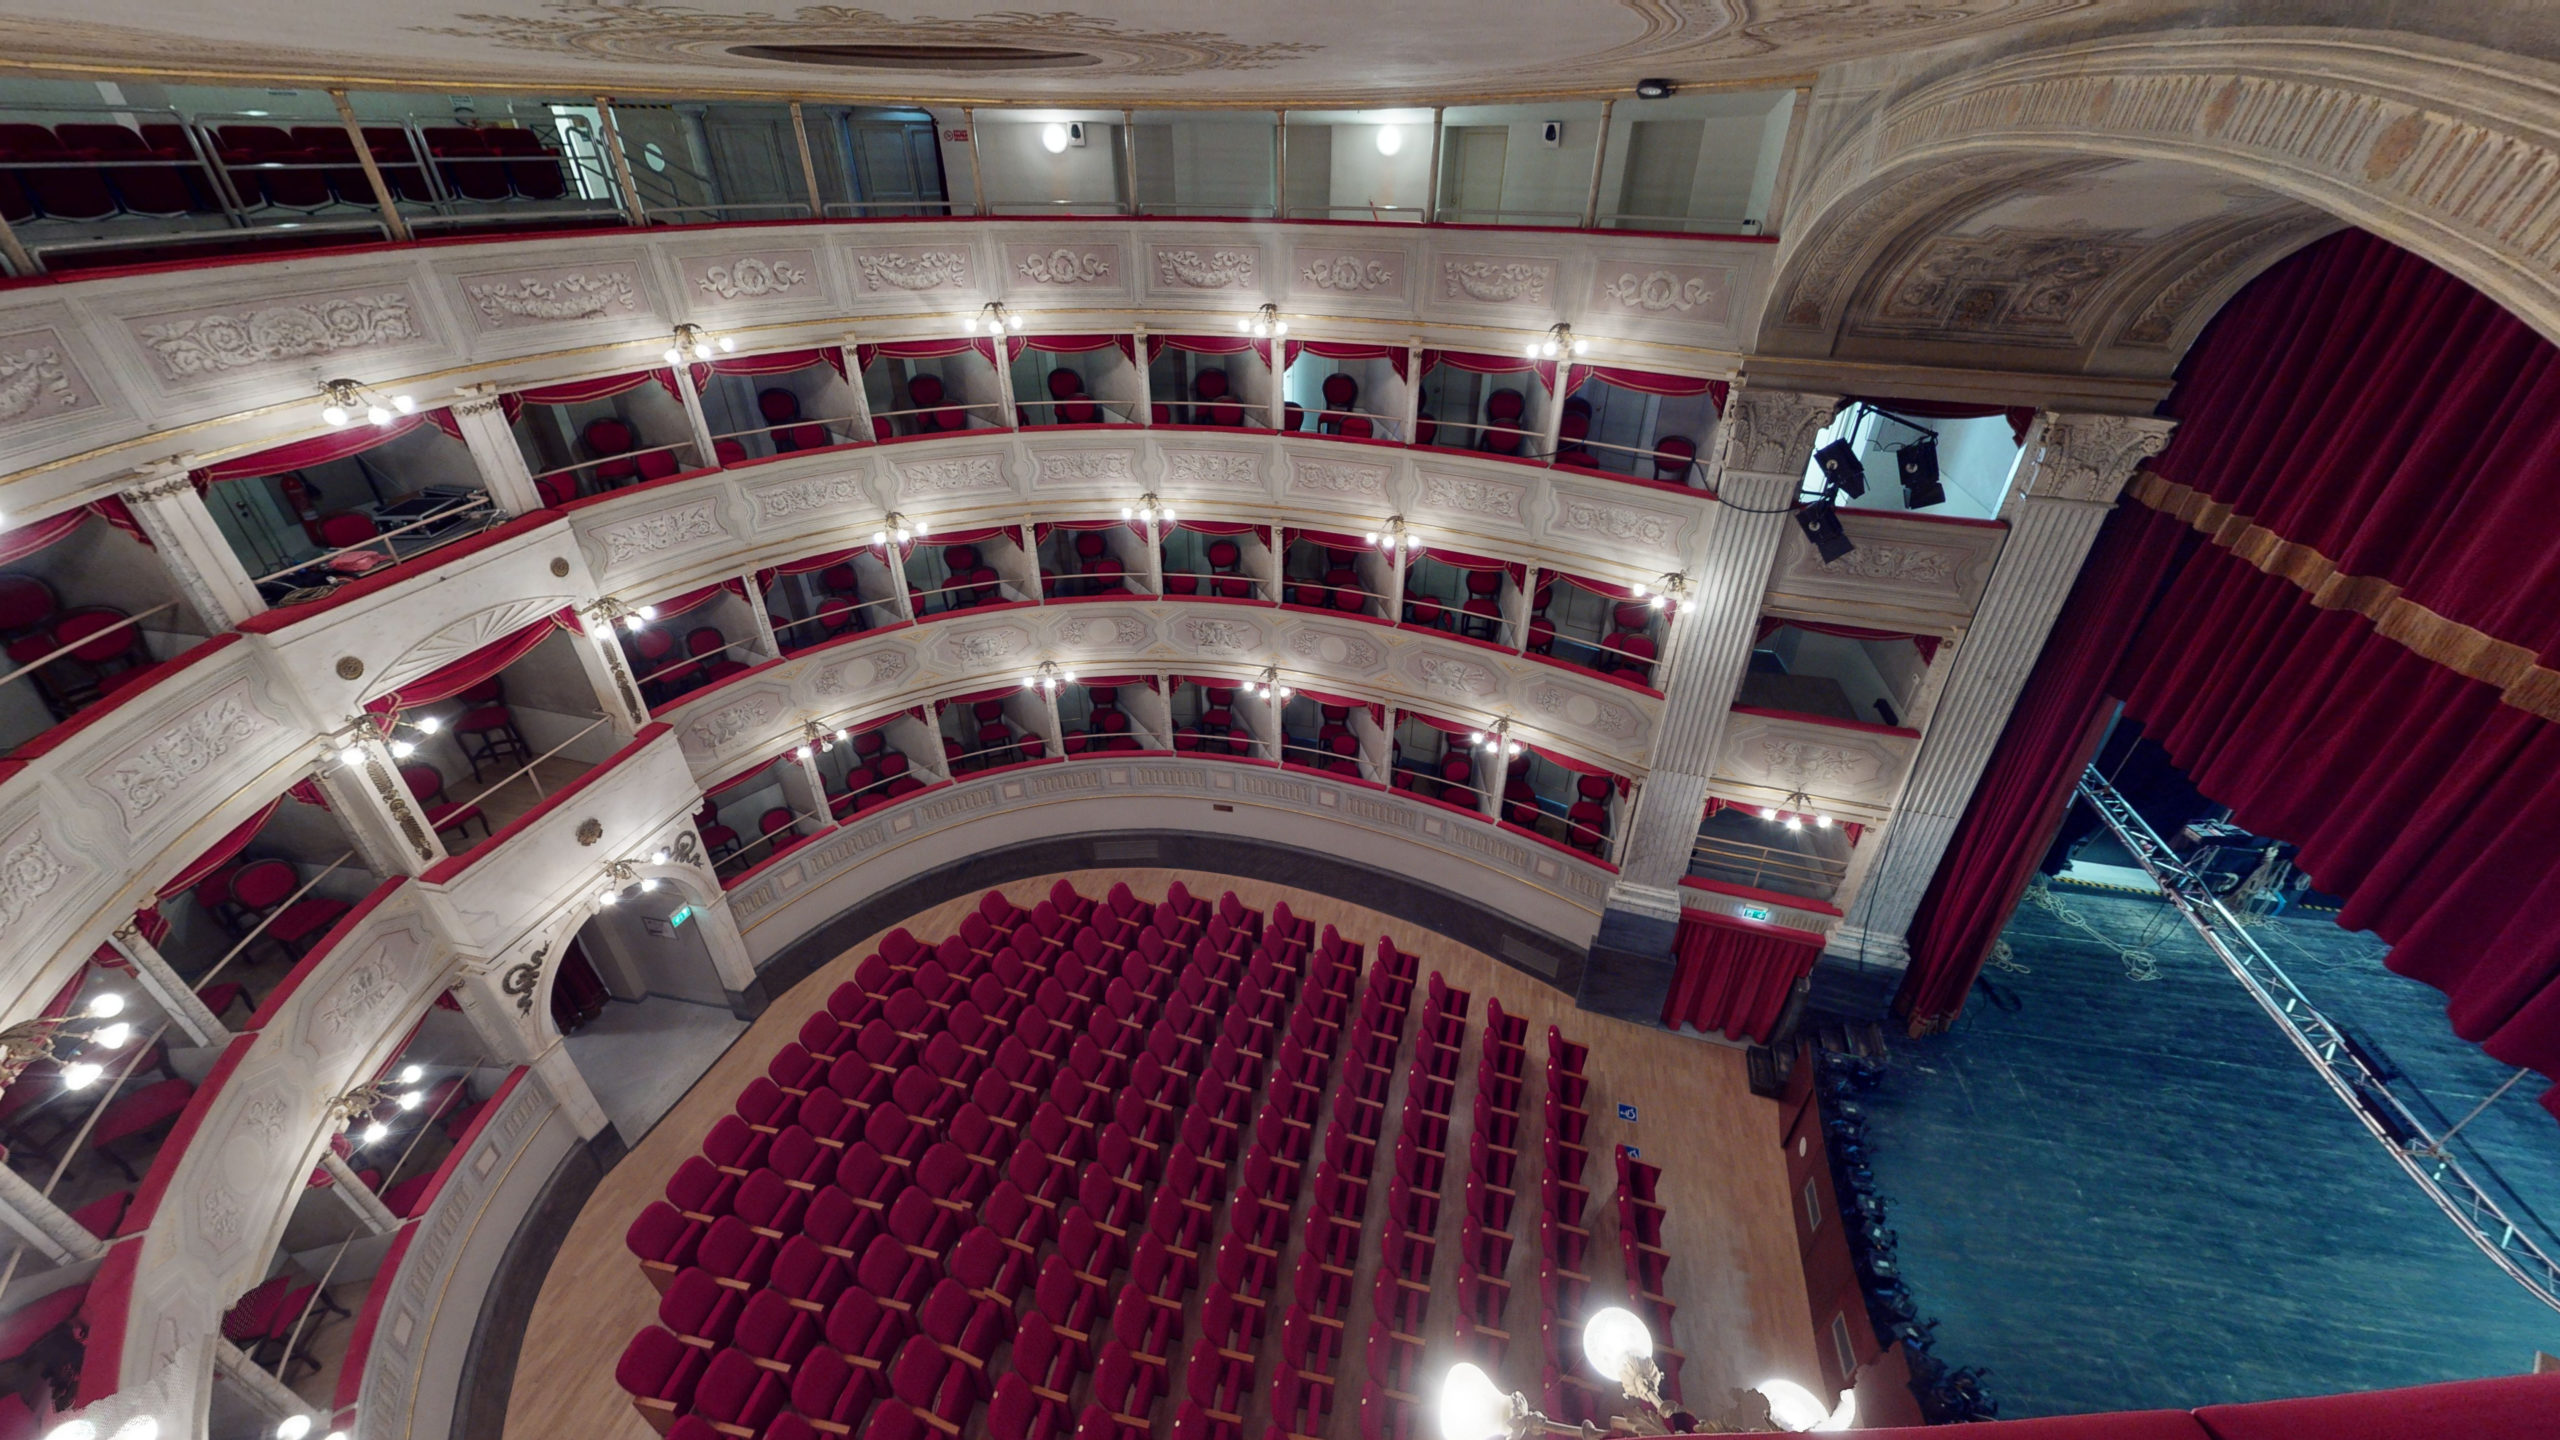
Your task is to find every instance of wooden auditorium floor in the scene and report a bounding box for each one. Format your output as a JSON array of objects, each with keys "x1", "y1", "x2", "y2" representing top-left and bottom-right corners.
[{"x1": 502, "y1": 870, "x2": 1822, "y2": 1440}]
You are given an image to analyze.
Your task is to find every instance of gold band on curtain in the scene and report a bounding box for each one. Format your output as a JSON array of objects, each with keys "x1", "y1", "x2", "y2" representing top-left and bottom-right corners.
[{"x1": 2129, "y1": 472, "x2": 2560, "y2": 724}]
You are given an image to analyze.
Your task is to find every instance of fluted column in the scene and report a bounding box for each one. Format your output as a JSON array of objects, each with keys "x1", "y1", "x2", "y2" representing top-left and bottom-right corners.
[
  {"x1": 450, "y1": 390, "x2": 543, "y2": 514},
  {"x1": 1608, "y1": 387, "x2": 1840, "y2": 918},
  {"x1": 1579, "y1": 388, "x2": 1836, "y2": 1021},
  {"x1": 119, "y1": 466, "x2": 265, "y2": 629},
  {"x1": 1823, "y1": 413, "x2": 2177, "y2": 969}
]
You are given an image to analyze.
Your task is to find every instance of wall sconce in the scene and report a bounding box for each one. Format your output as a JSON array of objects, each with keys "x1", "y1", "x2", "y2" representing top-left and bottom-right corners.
[
  {"x1": 318, "y1": 378, "x2": 415, "y2": 429},
  {"x1": 1365, "y1": 516, "x2": 1418, "y2": 555},
  {"x1": 1122, "y1": 493, "x2": 1175, "y2": 535},
  {"x1": 0, "y1": 991, "x2": 132, "y2": 1092},
  {"x1": 1024, "y1": 660, "x2": 1077, "y2": 695},
  {"x1": 1527, "y1": 323, "x2": 1588, "y2": 360},
  {"x1": 980, "y1": 301, "x2": 1025, "y2": 336},
  {"x1": 1247, "y1": 665, "x2": 1292, "y2": 702},
  {"x1": 327, "y1": 1064, "x2": 429, "y2": 1148},
  {"x1": 1759, "y1": 788, "x2": 1834, "y2": 832},
  {"x1": 321, "y1": 711, "x2": 444, "y2": 768},
  {"x1": 872, "y1": 512, "x2": 929, "y2": 551},
  {"x1": 793, "y1": 718, "x2": 852, "y2": 760},
  {"x1": 593, "y1": 849, "x2": 673, "y2": 908},
  {"x1": 590, "y1": 596, "x2": 661, "y2": 634},
  {"x1": 663, "y1": 323, "x2": 735, "y2": 365},
  {"x1": 1470, "y1": 718, "x2": 1524, "y2": 758},
  {"x1": 1630, "y1": 572, "x2": 1688, "y2": 613},
  {"x1": 1240, "y1": 303, "x2": 1288, "y2": 338}
]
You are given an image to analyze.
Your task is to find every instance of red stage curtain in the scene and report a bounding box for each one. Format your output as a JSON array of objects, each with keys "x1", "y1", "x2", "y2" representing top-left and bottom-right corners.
[
  {"x1": 1897, "y1": 231, "x2": 2560, "y2": 1122},
  {"x1": 1851, "y1": 394, "x2": 2035, "y2": 446},
  {"x1": 511, "y1": 369, "x2": 679, "y2": 408},
  {"x1": 364, "y1": 609, "x2": 579, "y2": 715},
  {"x1": 193, "y1": 409, "x2": 452, "y2": 486},
  {"x1": 1422, "y1": 349, "x2": 1557, "y2": 394},
  {"x1": 1662, "y1": 912, "x2": 1821, "y2": 1043},
  {"x1": 1570, "y1": 365, "x2": 1728, "y2": 413},
  {"x1": 689, "y1": 347, "x2": 848, "y2": 388},
  {"x1": 1284, "y1": 341, "x2": 1408, "y2": 380}
]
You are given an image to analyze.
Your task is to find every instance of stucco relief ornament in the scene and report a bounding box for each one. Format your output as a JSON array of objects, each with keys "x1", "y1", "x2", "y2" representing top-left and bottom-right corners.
[
  {"x1": 1602, "y1": 270, "x2": 1720, "y2": 313},
  {"x1": 601, "y1": 503, "x2": 723, "y2": 563},
  {"x1": 1422, "y1": 475, "x2": 1521, "y2": 519},
  {"x1": 698, "y1": 257, "x2": 808, "y2": 300},
  {"x1": 1302, "y1": 256, "x2": 1394, "y2": 291},
  {"x1": 1057, "y1": 615, "x2": 1150, "y2": 648},
  {"x1": 1182, "y1": 618, "x2": 1253, "y2": 652},
  {"x1": 1832, "y1": 544, "x2": 1957, "y2": 584},
  {"x1": 503, "y1": 946, "x2": 549, "y2": 1014},
  {"x1": 1442, "y1": 261, "x2": 1549, "y2": 304},
  {"x1": 0, "y1": 348, "x2": 75, "y2": 422},
  {"x1": 418, "y1": 3, "x2": 1320, "y2": 74},
  {"x1": 855, "y1": 251, "x2": 970, "y2": 291},
  {"x1": 465, "y1": 271, "x2": 639, "y2": 323},
  {"x1": 102, "y1": 696, "x2": 265, "y2": 819},
  {"x1": 1156, "y1": 249, "x2": 1257, "y2": 289},
  {"x1": 141, "y1": 294, "x2": 419, "y2": 377},
  {"x1": 1415, "y1": 655, "x2": 1496, "y2": 695},
  {"x1": 754, "y1": 475, "x2": 866, "y2": 523},
  {"x1": 1760, "y1": 739, "x2": 1862, "y2": 785},
  {"x1": 1019, "y1": 249, "x2": 1113, "y2": 285},
  {"x1": 693, "y1": 695, "x2": 778, "y2": 750}
]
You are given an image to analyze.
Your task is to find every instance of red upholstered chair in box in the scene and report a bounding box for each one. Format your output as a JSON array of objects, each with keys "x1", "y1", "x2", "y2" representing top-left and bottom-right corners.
[
  {"x1": 1480, "y1": 389, "x2": 1528, "y2": 456},
  {"x1": 1284, "y1": 402, "x2": 1306, "y2": 431},
  {"x1": 534, "y1": 475, "x2": 577, "y2": 507},
  {"x1": 229, "y1": 857, "x2": 352, "y2": 960},
  {"x1": 1652, "y1": 435, "x2": 1699, "y2": 485},
  {"x1": 402, "y1": 763, "x2": 488, "y2": 843},
  {"x1": 583, "y1": 418, "x2": 642, "y2": 488},
  {"x1": 0, "y1": 575, "x2": 59, "y2": 643},
  {"x1": 0, "y1": 126, "x2": 117, "y2": 222},
  {"x1": 484, "y1": 125, "x2": 570, "y2": 199},
  {"x1": 454, "y1": 696, "x2": 533, "y2": 783},
  {"x1": 712, "y1": 438, "x2": 749, "y2": 467},
  {"x1": 57, "y1": 123, "x2": 204, "y2": 216},
  {"x1": 1195, "y1": 369, "x2": 1243, "y2": 426},
  {"x1": 1319, "y1": 374, "x2": 1359, "y2": 433},
  {"x1": 422, "y1": 126, "x2": 514, "y2": 201}
]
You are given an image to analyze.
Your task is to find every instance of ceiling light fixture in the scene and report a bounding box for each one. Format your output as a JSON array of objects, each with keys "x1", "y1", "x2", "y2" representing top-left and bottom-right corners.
[
  {"x1": 1375, "y1": 125, "x2": 1403, "y2": 156},
  {"x1": 591, "y1": 596, "x2": 663, "y2": 634},
  {"x1": 1040, "y1": 122, "x2": 1070, "y2": 154},
  {"x1": 317, "y1": 378, "x2": 415, "y2": 429},
  {"x1": 662, "y1": 323, "x2": 735, "y2": 366},
  {"x1": 327, "y1": 1074, "x2": 430, "y2": 1145}
]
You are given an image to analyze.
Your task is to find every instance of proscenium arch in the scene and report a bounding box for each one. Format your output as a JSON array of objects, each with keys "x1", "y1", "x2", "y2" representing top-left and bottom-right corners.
[{"x1": 1757, "y1": 29, "x2": 2560, "y2": 369}]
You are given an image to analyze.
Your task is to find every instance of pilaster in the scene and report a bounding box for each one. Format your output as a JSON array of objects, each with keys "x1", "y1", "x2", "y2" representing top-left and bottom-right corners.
[
  {"x1": 0, "y1": 1162, "x2": 106, "y2": 1266},
  {"x1": 316, "y1": 742, "x2": 446, "y2": 876},
  {"x1": 106, "y1": 922, "x2": 227, "y2": 1048},
  {"x1": 1822, "y1": 413, "x2": 2177, "y2": 974},
  {"x1": 120, "y1": 467, "x2": 265, "y2": 629},
  {"x1": 450, "y1": 391, "x2": 543, "y2": 515}
]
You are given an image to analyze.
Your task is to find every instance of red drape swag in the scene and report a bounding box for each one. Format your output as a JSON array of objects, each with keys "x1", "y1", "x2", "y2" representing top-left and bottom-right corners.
[
  {"x1": 363, "y1": 608, "x2": 579, "y2": 715},
  {"x1": 1289, "y1": 687, "x2": 1383, "y2": 725},
  {"x1": 1037, "y1": 519, "x2": 1137, "y2": 535},
  {"x1": 1401, "y1": 710, "x2": 1482, "y2": 741},
  {"x1": 1703, "y1": 794, "x2": 1864, "y2": 845},
  {"x1": 919, "y1": 528, "x2": 1011, "y2": 549},
  {"x1": 1282, "y1": 527, "x2": 1372, "y2": 554},
  {"x1": 1570, "y1": 365, "x2": 1729, "y2": 413},
  {"x1": 509, "y1": 368, "x2": 680, "y2": 409},
  {"x1": 1544, "y1": 569, "x2": 1641, "y2": 603},
  {"x1": 689, "y1": 346, "x2": 849, "y2": 389},
  {"x1": 760, "y1": 546, "x2": 865, "y2": 585},
  {"x1": 709, "y1": 751, "x2": 795, "y2": 796},
  {"x1": 159, "y1": 798, "x2": 285, "y2": 898},
  {"x1": 1075, "y1": 675, "x2": 1157, "y2": 691},
  {"x1": 1146, "y1": 335, "x2": 1273, "y2": 367},
  {"x1": 288, "y1": 779, "x2": 331, "y2": 811},
  {"x1": 193, "y1": 409, "x2": 451, "y2": 486},
  {"x1": 1851, "y1": 395, "x2": 2035, "y2": 447},
  {"x1": 944, "y1": 683, "x2": 1032, "y2": 710},
  {"x1": 1010, "y1": 335, "x2": 1137, "y2": 363},
  {"x1": 644, "y1": 579, "x2": 746, "y2": 620},
  {"x1": 1284, "y1": 341, "x2": 1408, "y2": 380},
  {"x1": 859, "y1": 338, "x2": 999, "y2": 369},
  {"x1": 1177, "y1": 520, "x2": 1261, "y2": 538},
  {"x1": 1517, "y1": 741, "x2": 1630, "y2": 795},
  {"x1": 1758, "y1": 616, "x2": 1940, "y2": 664},
  {"x1": 0, "y1": 502, "x2": 157, "y2": 565},
  {"x1": 1663, "y1": 911, "x2": 1822, "y2": 1043},
  {"x1": 1415, "y1": 547, "x2": 1527, "y2": 585},
  {"x1": 1899, "y1": 230, "x2": 2560, "y2": 1121},
  {"x1": 1422, "y1": 349, "x2": 1557, "y2": 394}
]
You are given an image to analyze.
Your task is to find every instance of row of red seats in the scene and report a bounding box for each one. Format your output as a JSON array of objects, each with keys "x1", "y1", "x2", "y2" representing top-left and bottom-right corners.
[
  {"x1": 619, "y1": 881, "x2": 1382, "y2": 1440},
  {"x1": 0, "y1": 120, "x2": 566, "y2": 223}
]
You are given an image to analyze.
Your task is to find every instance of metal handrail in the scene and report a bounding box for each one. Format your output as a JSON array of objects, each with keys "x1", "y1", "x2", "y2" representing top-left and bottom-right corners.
[
  {"x1": 250, "y1": 495, "x2": 499, "y2": 586},
  {"x1": 0, "y1": 602, "x2": 178, "y2": 692},
  {"x1": 191, "y1": 850, "x2": 361, "y2": 995},
  {"x1": 530, "y1": 438, "x2": 705, "y2": 490},
  {"x1": 636, "y1": 636, "x2": 764, "y2": 688},
  {"x1": 448, "y1": 714, "x2": 614, "y2": 818}
]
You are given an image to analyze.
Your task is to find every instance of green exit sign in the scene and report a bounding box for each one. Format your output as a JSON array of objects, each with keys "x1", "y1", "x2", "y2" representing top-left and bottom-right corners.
[
  {"x1": 667, "y1": 904, "x2": 694, "y2": 928},
  {"x1": 1738, "y1": 905, "x2": 1773, "y2": 923}
]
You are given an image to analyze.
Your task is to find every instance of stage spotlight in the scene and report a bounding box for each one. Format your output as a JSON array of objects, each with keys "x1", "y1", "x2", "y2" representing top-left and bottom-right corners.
[
  {"x1": 1898, "y1": 437, "x2": 1945, "y2": 509},
  {"x1": 1635, "y1": 78, "x2": 1676, "y2": 99},
  {"x1": 1795, "y1": 499, "x2": 1855, "y2": 564},
  {"x1": 1813, "y1": 438, "x2": 1866, "y2": 498}
]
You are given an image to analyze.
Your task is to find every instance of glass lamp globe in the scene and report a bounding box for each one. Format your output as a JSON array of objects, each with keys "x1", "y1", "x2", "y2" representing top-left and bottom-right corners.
[
  {"x1": 1757, "y1": 1378, "x2": 1855, "y2": 1431},
  {"x1": 1437, "y1": 1363, "x2": 1514, "y2": 1440},
  {"x1": 1582, "y1": 1305, "x2": 1652, "y2": 1382}
]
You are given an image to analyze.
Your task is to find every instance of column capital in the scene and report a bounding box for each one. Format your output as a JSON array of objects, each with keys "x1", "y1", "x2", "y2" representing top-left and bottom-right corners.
[
  {"x1": 121, "y1": 464, "x2": 198, "y2": 503},
  {"x1": 1712, "y1": 386, "x2": 1842, "y2": 478},
  {"x1": 2022, "y1": 413, "x2": 2179, "y2": 505}
]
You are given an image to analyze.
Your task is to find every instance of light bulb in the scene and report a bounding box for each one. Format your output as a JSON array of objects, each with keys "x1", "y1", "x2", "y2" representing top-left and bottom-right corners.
[
  {"x1": 1061, "y1": 670, "x2": 1076, "y2": 684},
  {"x1": 1757, "y1": 1379, "x2": 1851, "y2": 1432},
  {"x1": 1156, "y1": 508, "x2": 1171, "y2": 523},
  {"x1": 663, "y1": 347, "x2": 683, "y2": 366},
  {"x1": 598, "y1": 888, "x2": 619, "y2": 906},
  {"x1": 1508, "y1": 742, "x2": 1522, "y2": 756},
  {"x1": 1238, "y1": 318, "x2": 1255, "y2": 335},
  {"x1": 873, "y1": 530, "x2": 889, "y2": 546},
  {"x1": 641, "y1": 877, "x2": 661, "y2": 892},
  {"x1": 396, "y1": 1090, "x2": 421, "y2": 1110},
  {"x1": 1815, "y1": 814, "x2": 1832, "y2": 828},
  {"x1": 1572, "y1": 338, "x2": 1589, "y2": 354},
  {"x1": 1650, "y1": 595, "x2": 1667, "y2": 610},
  {"x1": 337, "y1": 746, "x2": 365, "y2": 768},
  {"x1": 362, "y1": 1121, "x2": 389, "y2": 1145},
  {"x1": 389, "y1": 739, "x2": 416, "y2": 759},
  {"x1": 623, "y1": 614, "x2": 645, "y2": 632},
  {"x1": 1785, "y1": 816, "x2": 1803, "y2": 832},
  {"x1": 1277, "y1": 687, "x2": 1292, "y2": 700},
  {"x1": 1007, "y1": 314, "x2": 1024, "y2": 330},
  {"x1": 414, "y1": 716, "x2": 441, "y2": 736},
  {"x1": 1437, "y1": 1363, "x2": 1513, "y2": 1440},
  {"x1": 44, "y1": 1421, "x2": 97, "y2": 1440},
  {"x1": 325, "y1": 1432, "x2": 350, "y2": 1440},
  {"x1": 1760, "y1": 806, "x2": 1779, "y2": 820},
  {"x1": 1468, "y1": 732, "x2": 1483, "y2": 745},
  {"x1": 693, "y1": 342, "x2": 714, "y2": 360},
  {"x1": 1272, "y1": 320, "x2": 1287, "y2": 335},
  {"x1": 321, "y1": 405, "x2": 350, "y2": 427},
  {"x1": 1631, "y1": 582, "x2": 1648, "y2": 598},
  {"x1": 1364, "y1": 531, "x2": 1379, "y2": 544},
  {"x1": 795, "y1": 745, "x2": 813, "y2": 760},
  {"x1": 398, "y1": 1065, "x2": 424, "y2": 1084},
  {"x1": 392, "y1": 394, "x2": 417, "y2": 414},
  {"x1": 61, "y1": 1063, "x2": 103, "y2": 1091},
  {"x1": 652, "y1": 848, "x2": 672, "y2": 865},
  {"x1": 835, "y1": 730, "x2": 851, "y2": 746},
  {"x1": 1375, "y1": 125, "x2": 1403, "y2": 156},
  {"x1": 1581, "y1": 1305, "x2": 1653, "y2": 1383},
  {"x1": 1041, "y1": 123, "x2": 1069, "y2": 154},
  {"x1": 366, "y1": 404, "x2": 392, "y2": 426},
  {"x1": 92, "y1": 1023, "x2": 131, "y2": 1050},
  {"x1": 111, "y1": 1420, "x2": 160, "y2": 1440},
  {"x1": 1525, "y1": 343, "x2": 1543, "y2": 359},
  {"x1": 894, "y1": 527, "x2": 912, "y2": 543},
  {"x1": 638, "y1": 605, "x2": 658, "y2": 620},
  {"x1": 86, "y1": 993, "x2": 125, "y2": 1019},
  {"x1": 718, "y1": 336, "x2": 737, "y2": 351},
  {"x1": 278, "y1": 1419, "x2": 314, "y2": 1440}
]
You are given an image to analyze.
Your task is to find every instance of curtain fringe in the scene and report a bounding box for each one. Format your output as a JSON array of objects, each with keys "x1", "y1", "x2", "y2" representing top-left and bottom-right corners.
[{"x1": 2130, "y1": 471, "x2": 2560, "y2": 725}]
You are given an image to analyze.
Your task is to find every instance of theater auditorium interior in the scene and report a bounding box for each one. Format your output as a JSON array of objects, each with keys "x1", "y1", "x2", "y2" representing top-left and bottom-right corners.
[{"x1": 1, "y1": 3, "x2": 2559, "y2": 1439}]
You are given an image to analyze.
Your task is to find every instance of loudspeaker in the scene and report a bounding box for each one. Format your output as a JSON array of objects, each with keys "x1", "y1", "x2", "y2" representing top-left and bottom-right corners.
[
  {"x1": 1540, "y1": 121, "x2": 1563, "y2": 147},
  {"x1": 1814, "y1": 438, "x2": 1867, "y2": 498},
  {"x1": 1795, "y1": 499, "x2": 1855, "y2": 564},
  {"x1": 1066, "y1": 121, "x2": 1088, "y2": 148}
]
